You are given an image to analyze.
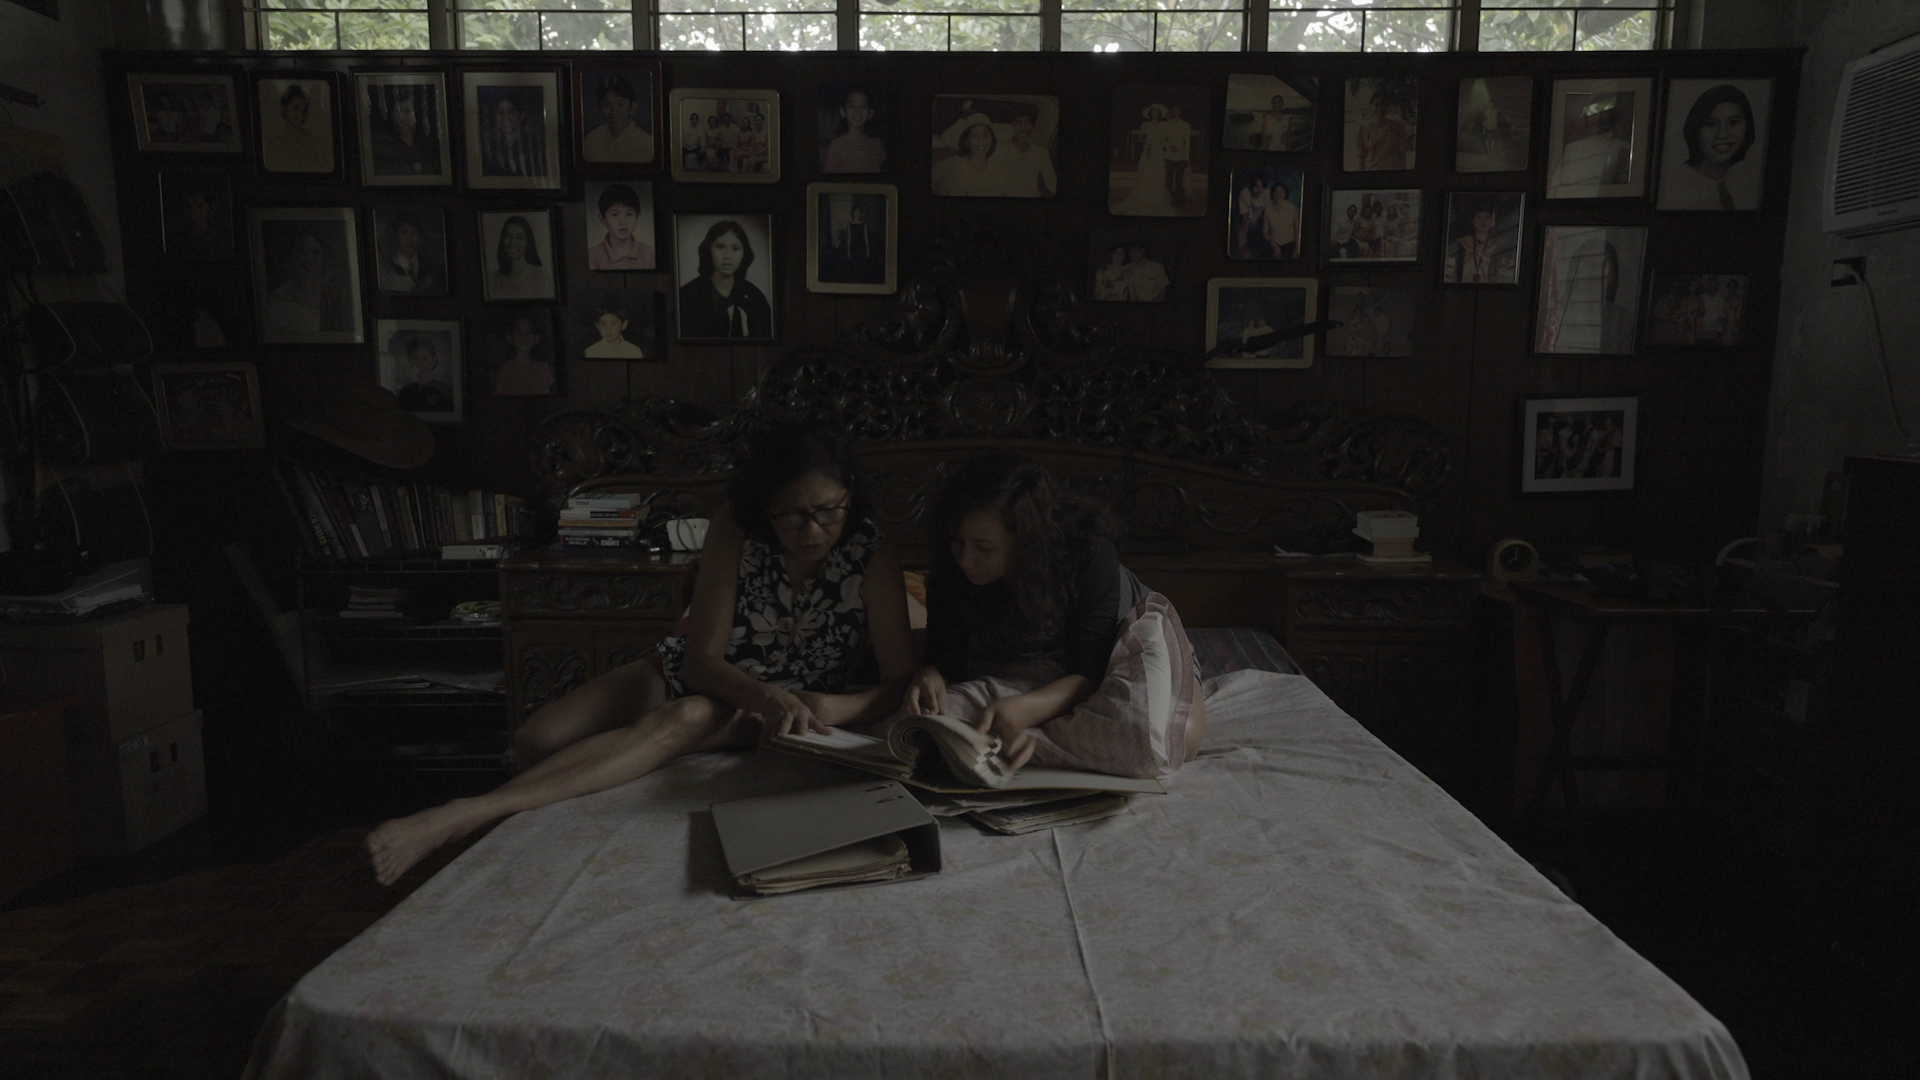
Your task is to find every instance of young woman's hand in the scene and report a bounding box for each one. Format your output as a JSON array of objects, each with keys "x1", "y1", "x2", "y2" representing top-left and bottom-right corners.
[
  {"x1": 754, "y1": 686, "x2": 829, "y2": 744},
  {"x1": 976, "y1": 699, "x2": 1038, "y2": 771},
  {"x1": 901, "y1": 665, "x2": 948, "y2": 716}
]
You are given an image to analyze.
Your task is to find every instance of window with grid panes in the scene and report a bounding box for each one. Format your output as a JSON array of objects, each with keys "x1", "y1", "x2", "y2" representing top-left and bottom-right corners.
[
  {"x1": 859, "y1": 0, "x2": 1042, "y2": 52},
  {"x1": 1479, "y1": 0, "x2": 1666, "y2": 52},
  {"x1": 455, "y1": 1, "x2": 635, "y2": 50},
  {"x1": 247, "y1": 0, "x2": 432, "y2": 50},
  {"x1": 1268, "y1": 1, "x2": 1454, "y2": 53},
  {"x1": 1061, "y1": 0, "x2": 1244, "y2": 53},
  {"x1": 659, "y1": 0, "x2": 838, "y2": 49}
]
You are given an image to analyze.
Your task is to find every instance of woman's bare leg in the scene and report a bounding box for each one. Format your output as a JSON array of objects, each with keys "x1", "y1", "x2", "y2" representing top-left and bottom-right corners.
[
  {"x1": 1184, "y1": 675, "x2": 1208, "y2": 763},
  {"x1": 511, "y1": 660, "x2": 670, "y2": 770},
  {"x1": 366, "y1": 693, "x2": 754, "y2": 885}
]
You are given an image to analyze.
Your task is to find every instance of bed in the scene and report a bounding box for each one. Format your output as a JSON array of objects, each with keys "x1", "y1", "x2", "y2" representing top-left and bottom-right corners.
[{"x1": 245, "y1": 660, "x2": 1746, "y2": 1078}]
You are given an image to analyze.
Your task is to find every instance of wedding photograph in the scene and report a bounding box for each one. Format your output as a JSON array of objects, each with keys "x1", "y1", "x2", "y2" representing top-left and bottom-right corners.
[
  {"x1": 462, "y1": 70, "x2": 563, "y2": 191},
  {"x1": 1534, "y1": 224, "x2": 1648, "y2": 355},
  {"x1": 675, "y1": 213, "x2": 776, "y2": 342},
  {"x1": 1344, "y1": 76, "x2": 1417, "y2": 172},
  {"x1": 1545, "y1": 77, "x2": 1654, "y2": 200},
  {"x1": 1456, "y1": 76, "x2": 1532, "y2": 173},
  {"x1": 1441, "y1": 191, "x2": 1524, "y2": 285},
  {"x1": 128, "y1": 73, "x2": 240, "y2": 153},
  {"x1": 930, "y1": 94, "x2": 1058, "y2": 198},
  {"x1": 1326, "y1": 287, "x2": 1416, "y2": 357},
  {"x1": 376, "y1": 318, "x2": 464, "y2": 423},
  {"x1": 574, "y1": 60, "x2": 661, "y2": 171},
  {"x1": 1222, "y1": 74, "x2": 1317, "y2": 152},
  {"x1": 1657, "y1": 79, "x2": 1772, "y2": 211},
  {"x1": 249, "y1": 207, "x2": 362, "y2": 345},
  {"x1": 477, "y1": 209, "x2": 558, "y2": 303},
  {"x1": 1522, "y1": 396, "x2": 1638, "y2": 493},
  {"x1": 1227, "y1": 168, "x2": 1304, "y2": 260},
  {"x1": 1327, "y1": 188, "x2": 1421, "y2": 264},
  {"x1": 356, "y1": 71, "x2": 450, "y2": 186},
  {"x1": 1087, "y1": 230, "x2": 1174, "y2": 303},
  {"x1": 1205, "y1": 277, "x2": 1318, "y2": 369},
  {"x1": 1108, "y1": 85, "x2": 1208, "y2": 218},
  {"x1": 671, "y1": 89, "x2": 780, "y2": 183},
  {"x1": 806, "y1": 183, "x2": 894, "y2": 295}
]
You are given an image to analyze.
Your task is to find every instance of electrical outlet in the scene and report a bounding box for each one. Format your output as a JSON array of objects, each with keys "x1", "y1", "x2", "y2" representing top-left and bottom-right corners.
[{"x1": 1830, "y1": 257, "x2": 1868, "y2": 287}]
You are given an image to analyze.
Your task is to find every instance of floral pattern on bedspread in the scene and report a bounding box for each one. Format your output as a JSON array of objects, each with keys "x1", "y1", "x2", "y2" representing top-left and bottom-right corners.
[{"x1": 245, "y1": 671, "x2": 1748, "y2": 1080}]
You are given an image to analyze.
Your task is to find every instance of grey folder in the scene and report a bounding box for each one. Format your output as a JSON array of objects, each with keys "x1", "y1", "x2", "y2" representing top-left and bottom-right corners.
[{"x1": 711, "y1": 779, "x2": 942, "y2": 896}]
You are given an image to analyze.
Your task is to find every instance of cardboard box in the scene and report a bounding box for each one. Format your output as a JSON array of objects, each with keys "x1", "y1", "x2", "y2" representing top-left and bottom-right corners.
[
  {"x1": 114, "y1": 708, "x2": 207, "y2": 854},
  {"x1": 711, "y1": 780, "x2": 940, "y2": 898},
  {"x1": 0, "y1": 603, "x2": 193, "y2": 741}
]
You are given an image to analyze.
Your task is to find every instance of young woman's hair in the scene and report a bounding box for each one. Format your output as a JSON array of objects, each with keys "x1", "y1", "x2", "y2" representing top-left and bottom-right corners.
[
  {"x1": 279, "y1": 84, "x2": 309, "y2": 114},
  {"x1": 728, "y1": 422, "x2": 870, "y2": 545},
  {"x1": 696, "y1": 220, "x2": 755, "y2": 278},
  {"x1": 1682, "y1": 84, "x2": 1757, "y2": 167},
  {"x1": 494, "y1": 215, "x2": 542, "y2": 275},
  {"x1": 927, "y1": 451, "x2": 1112, "y2": 649}
]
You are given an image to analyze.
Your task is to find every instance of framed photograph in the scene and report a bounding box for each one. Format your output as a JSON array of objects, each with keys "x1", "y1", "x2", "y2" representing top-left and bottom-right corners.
[
  {"x1": 806, "y1": 183, "x2": 896, "y2": 295},
  {"x1": 376, "y1": 318, "x2": 464, "y2": 423},
  {"x1": 1344, "y1": 76, "x2": 1417, "y2": 172},
  {"x1": 477, "y1": 208, "x2": 558, "y2": 303},
  {"x1": 127, "y1": 73, "x2": 240, "y2": 153},
  {"x1": 1521, "y1": 396, "x2": 1637, "y2": 494},
  {"x1": 583, "y1": 180, "x2": 656, "y2": 271},
  {"x1": 477, "y1": 309, "x2": 563, "y2": 395},
  {"x1": 1109, "y1": 85, "x2": 1208, "y2": 217},
  {"x1": 151, "y1": 268, "x2": 249, "y2": 351},
  {"x1": 674, "y1": 213, "x2": 775, "y2": 341},
  {"x1": 159, "y1": 169, "x2": 234, "y2": 260},
  {"x1": 818, "y1": 83, "x2": 889, "y2": 174},
  {"x1": 1646, "y1": 273, "x2": 1749, "y2": 347},
  {"x1": 370, "y1": 205, "x2": 449, "y2": 297},
  {"x1": 248, "y1": 207, "x2": 363, "y2": 345},
  {"x1": 1456, "y1": 76, "x2": 1532, "y2": 173},
  {"x1": 1228, "y1": 168, "x2": 1305, "y2": 260},
  {"x1": 1205, "y1": 277, "x2": 1318, "y2": 369},
  {"x1": 931, "y1": 94, "x2": 1058, "y2": 198},
  {"x1": 669, "y1": 89, "x2": 780, "y2": 184},
  {"x1": 355, "y1": 71, "x2": 451, "y2": 186},
  {"x1": 1326, "y1": 287, "x2": 1416, "y2": 357},
  {"x1": 1223, "y1": 74, "x2": 1317, "y2": 152},
  {"x1": 1657, "y1": 78, "x2": 1771, "y2": 211},
  {"x1": 574, "y1": 59, "x2": 661, "y2": 172},
  {"x1": 254, "y1": 72, "x2": 341, "y2": 177},
  {"x1": 462, "y1": 69, "x2": 564, "y2": 191},
  {"x1": 1545, "y1": 77, "x2": 1654, "y2": 200},
  {"x1": 1534, "y1": 224, "x2": 1648, "y2": 355},
  {"x1": 151, "y1": 362, "x2": 264, "y2": 450},
  {"x1": 1088, "y1": 230, "x2": 1174, "y2": 303},
  {"x1": 1440, "y1": 191, "x2": 1524, "y2": 285},
  {"x1": 1327, "y1": 188, "x2": 1421, "y2": 264},
  {"x1": 569, "y1": 286, "x2": 659, "y2": 361}
]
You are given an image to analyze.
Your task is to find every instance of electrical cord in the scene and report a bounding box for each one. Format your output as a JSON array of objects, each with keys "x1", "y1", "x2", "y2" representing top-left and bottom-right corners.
[{"x1": 1853, "y1": 269, "x2": 1920, "y2": 452}]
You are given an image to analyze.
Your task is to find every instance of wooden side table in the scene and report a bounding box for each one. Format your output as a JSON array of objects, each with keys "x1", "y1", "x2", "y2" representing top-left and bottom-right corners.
[
  {"x1": 1273, "y1": 557, "x2": 1480, "y2": 792},
  {"x1": 500, "y1": 550, "x2": 699, "y2": 728}
]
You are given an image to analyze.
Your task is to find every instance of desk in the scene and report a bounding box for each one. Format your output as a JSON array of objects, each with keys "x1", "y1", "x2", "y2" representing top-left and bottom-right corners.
[{"x1": 1507, "y1": 581, "x2": 1716, "y2": 818}]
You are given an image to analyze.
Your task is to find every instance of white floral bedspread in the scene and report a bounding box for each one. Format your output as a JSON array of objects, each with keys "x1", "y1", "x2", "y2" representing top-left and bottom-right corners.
[{"x1": 245, "y1": 671, "x2": 1747, "y2": 1079}]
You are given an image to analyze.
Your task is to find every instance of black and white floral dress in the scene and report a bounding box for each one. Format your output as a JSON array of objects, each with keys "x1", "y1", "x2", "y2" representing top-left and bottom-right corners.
[{"x1": 655, "y1": 517, "x2": 882, "y2": 698}]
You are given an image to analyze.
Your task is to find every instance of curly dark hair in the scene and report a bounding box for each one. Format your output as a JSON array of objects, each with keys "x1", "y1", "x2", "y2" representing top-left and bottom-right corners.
[
  {"x1": 728, "y1": 422, "x2": 870, "y2": 546},
  {"x1": 927, "y1": 451, "x2": 1112, "y2": 650}
]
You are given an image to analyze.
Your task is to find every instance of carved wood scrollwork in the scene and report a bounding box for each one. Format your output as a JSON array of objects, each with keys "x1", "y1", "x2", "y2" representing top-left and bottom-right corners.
[
  {"x1": 1292, "y1": 580, "x2": 1474, "y2": 626},
  {"x1": 1301, "y1": 650, "x2": 1373, "y2": 699},
  {"x1": 519, "y1": 644, "x2": 588, "y2": 717},
  {"x1": 530, "y1": 274, "x2": 1455, "y2": 527},
  {"x1": 506, "y1": 575, "x2": 675, "y2": 617}
]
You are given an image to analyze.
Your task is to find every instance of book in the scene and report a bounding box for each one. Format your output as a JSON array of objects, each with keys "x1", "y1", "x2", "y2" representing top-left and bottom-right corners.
[
  {"x1": 769, "y1": 714, "x2": 1166, "y2": 795},
  {"x1": 560, "y1": 508, "x2": 641, "y2": 521},
  {"x1": 567, "y1": 492, "x2": 647, "y2": 510},
  {"x1": 969, "y1": 792, "x2": 1132, "y2": 835},
  {"x1": 736, "y1": 835, "x2": 914, "y2": 895},
  {"x1": 1355, "y1": 510, "x2": 1420, "y2": 539},
  {"x1": 561, "y1": 534, "x2": 634, "y2": 549},
  {"x1": 1358, "y1": 552, "x2": 1434, "y2": 567},
  {"x1": 441, "y1": 543, "x2": 510, "y2": 561},
  {"x1": 710, "y1": 780, "x2": 941, "y2": 898}
]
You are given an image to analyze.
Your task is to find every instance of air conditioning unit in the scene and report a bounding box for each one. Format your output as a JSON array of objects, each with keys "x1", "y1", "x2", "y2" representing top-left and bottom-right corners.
[{"x1": 1824, "y1": 32, "x2": 1920, "y2": 237}]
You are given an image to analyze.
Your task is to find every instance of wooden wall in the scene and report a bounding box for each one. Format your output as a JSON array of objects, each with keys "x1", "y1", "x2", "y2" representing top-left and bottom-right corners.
[{"x1": 102, "y1": 47, "x2": 1802, "y2": 568}]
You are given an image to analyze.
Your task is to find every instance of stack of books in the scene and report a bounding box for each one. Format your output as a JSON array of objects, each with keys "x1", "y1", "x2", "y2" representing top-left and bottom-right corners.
[
  {"x1": 1354, "y1": 510, "x2": 1432, "y2": 566},
  {"x1": 558, "y1": 492, "x2": 648, "y2": 549},
  {"x1": 340, "y1": 584, "x2": 406, "y2": 619}
]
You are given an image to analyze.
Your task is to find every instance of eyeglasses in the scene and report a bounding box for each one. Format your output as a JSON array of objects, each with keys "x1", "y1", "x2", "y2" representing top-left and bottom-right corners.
[{"x1": 770, "y1": 503, "x2": 850, "y2": 530}]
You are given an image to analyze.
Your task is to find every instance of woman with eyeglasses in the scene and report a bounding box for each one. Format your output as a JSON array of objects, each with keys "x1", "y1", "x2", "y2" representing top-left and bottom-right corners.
[{"x1": 367, "y1": 423, "x2": 917, "y2": 886}]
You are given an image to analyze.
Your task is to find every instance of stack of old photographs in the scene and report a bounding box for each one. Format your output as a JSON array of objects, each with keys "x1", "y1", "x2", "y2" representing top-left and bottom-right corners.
[{"x1": 923, "y1": 790, "x2": 1134, "y2": 835}]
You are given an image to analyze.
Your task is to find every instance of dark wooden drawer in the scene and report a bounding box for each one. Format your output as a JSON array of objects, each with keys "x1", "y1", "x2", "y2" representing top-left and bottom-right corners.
[{"x1": 1286, "y1": 577, "x2": 1475, "y2": 631}]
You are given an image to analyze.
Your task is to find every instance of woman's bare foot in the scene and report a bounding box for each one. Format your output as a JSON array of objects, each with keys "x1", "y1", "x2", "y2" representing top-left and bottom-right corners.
[{"x1": 366, "y1": 800, "x2": 482, "y2": 886}]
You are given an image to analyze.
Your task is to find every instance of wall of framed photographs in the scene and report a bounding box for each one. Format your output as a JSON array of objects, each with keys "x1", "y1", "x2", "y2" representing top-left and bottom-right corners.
[{"x1": 100, "y1": 46, "x2": 1801, "y2": 564}]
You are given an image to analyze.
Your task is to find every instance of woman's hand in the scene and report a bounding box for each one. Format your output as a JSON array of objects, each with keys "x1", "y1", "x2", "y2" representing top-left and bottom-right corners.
[
  {"x1": 754, "y1": 686, "x2": 829, "y2": 744},
  {"x1": 976, "y1": 697, "x2": 1038, "y2": 771},
  {"x1": 901, "y1": 665, "x2": 948, "y2": 717}
]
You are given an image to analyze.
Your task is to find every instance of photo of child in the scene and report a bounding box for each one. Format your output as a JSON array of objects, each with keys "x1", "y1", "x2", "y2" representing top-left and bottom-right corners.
[
  {"x1": 584, "y1": 181, "x2": 656, "y2": 271},
  {"x1": 570, "y1": 288, "x2": 657, "y2": 360},
  {"x1": 819, "y1": 84, "x2": 888, "y2": 174}
]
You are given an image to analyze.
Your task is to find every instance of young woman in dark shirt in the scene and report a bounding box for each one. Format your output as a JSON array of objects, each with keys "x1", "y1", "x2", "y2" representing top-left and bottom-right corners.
[{"x1": 903, "y1": 451, "x2": 1206, "y2": 769}]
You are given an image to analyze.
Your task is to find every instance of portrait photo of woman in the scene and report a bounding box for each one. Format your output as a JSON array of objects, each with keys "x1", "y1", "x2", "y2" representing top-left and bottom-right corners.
[
  {"x1": 1657, "y1": 79, "x2": 1771, "y2": 211},
  {"x1": 478, "y1": 210, "x2": 558, "y2": 303},
  {"x1": 675, "y1": 214, "x2": 775, "y2": 342},
  {"x1": 479, "y1": 309, "x2": 562, "y2": 394},
  {"x1": 257, "y1": 75, "x2": 338, "y2": 176},
  {"x1": 250, "y1": 208, "x2": 363, "y2": 345}
]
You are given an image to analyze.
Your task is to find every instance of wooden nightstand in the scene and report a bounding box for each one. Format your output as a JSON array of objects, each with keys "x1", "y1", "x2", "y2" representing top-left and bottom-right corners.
[
  {"x1": 1273, "y1": 557, "x2": 1480, "y2": 789},
  {"x1": 500, "y1": 549, "x2": 699, "y2": 728}
]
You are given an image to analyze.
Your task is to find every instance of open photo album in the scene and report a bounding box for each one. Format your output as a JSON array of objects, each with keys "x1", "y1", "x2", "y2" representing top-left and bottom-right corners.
[{"x1": 769, "y1": 712, "x2": 1165, "y2": 796}]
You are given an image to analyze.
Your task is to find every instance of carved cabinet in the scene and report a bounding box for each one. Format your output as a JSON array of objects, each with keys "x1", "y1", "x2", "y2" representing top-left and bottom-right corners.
[
  {"x1": 1275, "y1": 558, "x2": 1479, "y2": 791},
  {"x1": 500, "y1": 550, "x2": 699, "y2": 726}
]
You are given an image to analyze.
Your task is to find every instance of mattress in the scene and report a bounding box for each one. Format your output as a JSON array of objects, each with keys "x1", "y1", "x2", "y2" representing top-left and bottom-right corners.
[{"x1": 245, "y1": 670, "x2": 1747, "y2": 1079}]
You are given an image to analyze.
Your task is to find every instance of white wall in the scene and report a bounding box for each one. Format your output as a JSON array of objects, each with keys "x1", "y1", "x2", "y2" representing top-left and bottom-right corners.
[
  {"x1": 0, "y1": 0, "x2": 124, "y2": 299},
  {"x1": 1758, "y1": 0, "x2": 1920, "y2": 534}
]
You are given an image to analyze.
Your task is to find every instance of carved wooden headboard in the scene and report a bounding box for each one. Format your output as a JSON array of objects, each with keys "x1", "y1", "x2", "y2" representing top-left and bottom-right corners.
[{"x1": 531, "y1": 278, "x2": 1452, "y2": 554}]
